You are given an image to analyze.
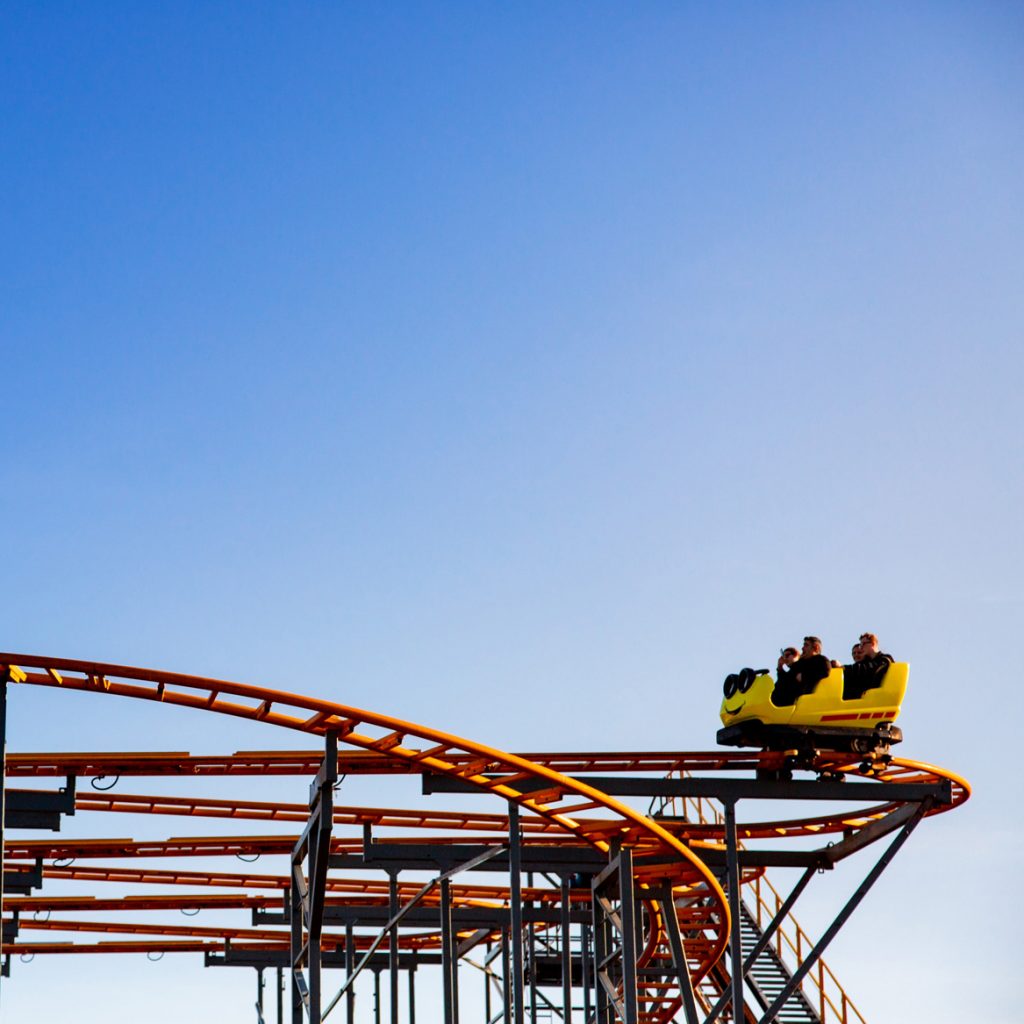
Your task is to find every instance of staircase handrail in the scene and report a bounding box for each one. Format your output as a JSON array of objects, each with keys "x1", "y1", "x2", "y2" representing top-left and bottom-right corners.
[
  {"x1": 651, "y1": 773, "x2": 867, "y2": 1024},
  {"x1": 746, "y1": 873, "x2": 867, "y2": 1024}
]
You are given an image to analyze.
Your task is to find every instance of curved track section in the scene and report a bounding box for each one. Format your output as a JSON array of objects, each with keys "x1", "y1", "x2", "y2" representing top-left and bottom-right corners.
[
  {"x1": 0, "y1": 653, "x2": 731, "y2": 1018},
  {"x1": 0, "y1": 655, "x2": 971, "y2": 1024}
]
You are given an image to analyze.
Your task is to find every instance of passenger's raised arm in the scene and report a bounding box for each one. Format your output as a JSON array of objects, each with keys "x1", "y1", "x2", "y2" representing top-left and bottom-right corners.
[{"x1": 773, "y1": 635, "x2": 831, "y2": 706}]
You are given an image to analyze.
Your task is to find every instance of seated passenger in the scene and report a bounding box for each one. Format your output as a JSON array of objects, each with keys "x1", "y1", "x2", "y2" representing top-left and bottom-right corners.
[
  {"x1": 774, "y1": 636, "x2": 831, "y2": 706},
  {"x1": 842, "y1": 632, "x2": 895, "y2": 700},
  {"x1": 835, "y1": 641, "x2": 862, "y2": 668}
]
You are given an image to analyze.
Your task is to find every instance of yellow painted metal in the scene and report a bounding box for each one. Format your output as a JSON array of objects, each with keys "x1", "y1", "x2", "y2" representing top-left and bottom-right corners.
[{"x1": 720, "y1": 664, "x2": 908, "y2": 728}]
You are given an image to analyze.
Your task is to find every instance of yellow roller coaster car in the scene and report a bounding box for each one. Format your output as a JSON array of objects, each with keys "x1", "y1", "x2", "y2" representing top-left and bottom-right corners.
[{"x1": 716, "y1": 664, "x2": 908, "y2": 755}]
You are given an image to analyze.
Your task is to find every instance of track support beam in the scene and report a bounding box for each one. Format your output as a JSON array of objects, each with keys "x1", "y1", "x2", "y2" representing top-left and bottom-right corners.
[
  {"x1": 754, "y1": 800, "x2": 932, "y2": 1024},
  {"x1": 290, "y1": 731, "x2": 337, "y2": 1022}
]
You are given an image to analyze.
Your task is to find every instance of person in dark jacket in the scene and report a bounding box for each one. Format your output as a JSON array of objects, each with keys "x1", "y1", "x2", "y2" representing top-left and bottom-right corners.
[
  {"x1": 842, "y1": 632, "x2": 895, "y2": 700},
  {"x1": 773, "y1": 636, "x2": 832, "y2": 706}
]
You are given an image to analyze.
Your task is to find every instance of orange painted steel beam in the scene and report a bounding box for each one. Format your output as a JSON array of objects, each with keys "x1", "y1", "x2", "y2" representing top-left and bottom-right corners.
[
  {"x1": 34, "y1": 863, "x2": 292, "y2": 890},
  {"x1": 2, "y1": 749, "x2": 777, "y2": 778},
  {"x1": 6, "y1": 940, "x2": 283, "y2": 955},
  {"x1": 74, "y1": 791, "x2": 568, "y2": 834},
  {"x1": 32, "y1": 864, "x2": 570, "y2": 903},
  {"x1": 0, "y1": 655, "x2": 740, "y2": 846},
  {"x1": 70, "y1": 774, "x2": 967, "y2": 843},
  {"x1": 37, "y1": 868, "x2": 577, "y2": 909},
  {"x1": 9, "y1": 927, "x2": 713, "y2": 957},
  {"x1": 4, "y1": 935, "x2": 466, "y2": 955},
  {"x1": 3, "y1": 893, "x2": 516, "y2": 915},
  {"x1": 15, "y1": 917, "x2": 516, "y2": 947},
  {"x1": 5, "y1": 835, "x2": 341, "y2": 860},
  {"x1": 1, "y1": 654, "x2": 734, "y2": 1000},
  {"x1": 4, "y1": 834, "x2": 604, "y2": 861},
  {"x1": 8, "y1": 750, "x2": 970, "y2": 822},
  {"x1": 7, "y1": 750, "x2": 388, "y2": 777},
  {"x1": 7, "y1": 938, "x2": 720, "y2": 960},
  {"x1": 20, "y1": 918, "x2": 291, "y2": 942},
  {"x1": 0, "y1": 652, "x2": 972, "y2": 1021},
  {"x1": 6, "y1": 789, "x2": 967, "y2": 861},
  {"x1": 5, "y1": 747, "x2": 972, "y2": 818},
  {"x1": 6, "y1": 894, "x2": 278, "y2": 913}
]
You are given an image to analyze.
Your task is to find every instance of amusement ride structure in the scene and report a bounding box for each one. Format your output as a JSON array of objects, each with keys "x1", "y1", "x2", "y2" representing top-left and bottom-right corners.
[{"x1": 0, "y1": 654, "x2": 969, "y2": 1024}]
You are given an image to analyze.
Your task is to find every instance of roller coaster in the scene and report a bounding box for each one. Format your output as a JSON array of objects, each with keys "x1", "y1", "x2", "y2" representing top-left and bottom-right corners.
[{"x1": 0, "y1": 654, "x2": 969, "y2": 1024}]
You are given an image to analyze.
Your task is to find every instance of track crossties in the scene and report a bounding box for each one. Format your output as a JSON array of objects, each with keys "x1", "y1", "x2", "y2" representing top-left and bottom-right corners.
[{"x1": 0, "y1": 654, "x2": 968, "y2": 1024}]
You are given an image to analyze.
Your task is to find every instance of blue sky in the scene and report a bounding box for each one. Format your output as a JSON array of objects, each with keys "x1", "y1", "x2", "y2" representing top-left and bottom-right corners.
[{"x1": 2, "y1": 4, "x2": 1022, "y2": 1022}]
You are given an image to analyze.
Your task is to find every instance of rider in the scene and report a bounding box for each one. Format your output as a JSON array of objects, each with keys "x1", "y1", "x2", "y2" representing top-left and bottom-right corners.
[
  {"x1": 774, "y1": 636, "x2": 831, "y2": 706},
  {"x1": 842, "y1": 632, "x2": 894, "y2": 700}
]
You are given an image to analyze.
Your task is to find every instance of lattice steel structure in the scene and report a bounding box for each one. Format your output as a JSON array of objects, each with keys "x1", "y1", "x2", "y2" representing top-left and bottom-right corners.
[{"x1": 0, "y1": 655, "x2": 969, "y2": 1024}]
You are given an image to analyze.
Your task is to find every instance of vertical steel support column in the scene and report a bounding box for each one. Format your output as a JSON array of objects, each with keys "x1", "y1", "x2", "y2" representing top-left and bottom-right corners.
[
  {"x1": 507, "y1": 801, "x2": 525, "y2": 1024},
  {"x1": 440, "y1": 876, "x2": 456, "y2": 1024},
  {"x1": 581, "y1": 924, "x2": 591, "y2": 1024},
  {"x1": 374, "y1": 970, "x2": 381, "y2": 1024},
  {"x1": 527, "y1": 871, "x2": 537, "y2": 1024},
  {"x1": 560, "y1": 877, "x2": 573, "y2": 1024},
  {"x1": 257, "y1": 968, "x2": 265, "y2": 1023},
  {"x1": 291, "y1": 732, "x2": 337, "y2": 1022},
  {"x1": 408, "y1": 965, "x2": 416, "y2": 1024},
  {"x1": 452, "y1": 907, "x2": 460, "y2": 1024},
  {"x1": 309, "y1": 733, "x2": 337, "y2": 1021},
  {"x1": 277, "y1": 966, "x2": 284, "y2": 1024},
  {"x1": 617, "y1": 847, "x2": 639, "y2": 1024},
  {"x1": 591, "y1": 887, "x2": 610, "y2": 1024},
  {"x1": 723, "y1": 800, "x2": 744, "y2": 1024},
  {"x1": 501, "y1": 929, "x2": 512, "y2": 1024},
  {"x1": 0, "y1": 675, "x2": 6, "y2": 1009},
  {"x1": 346, "y1": 923, "x2": 356, "y2": 1024},
  {"x1": 484, "y1": 943, "x2": 493, "y2": 1024},
  {"x1": 290, "y1": 883, "x2": 304, "y2": 1024},
  {"x1": 389, "y1": 871, "x2": 400, "y2": 1024},
  {"x1": 654, "y1": 886, "x2": 700, "y2": 1024}
]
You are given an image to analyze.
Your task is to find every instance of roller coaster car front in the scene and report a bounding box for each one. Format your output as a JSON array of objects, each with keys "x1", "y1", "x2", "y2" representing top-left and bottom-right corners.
[{"x1": 717, "y1": 663, "x2": 908, "y2": 755}]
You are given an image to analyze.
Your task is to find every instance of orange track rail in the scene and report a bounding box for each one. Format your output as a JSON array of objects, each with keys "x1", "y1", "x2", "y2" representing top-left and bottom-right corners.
[
  {"x1": 11, "y1": 863, "x2": 569, "y2": 903},
  {"x1": 73, "y1": 791, "x2": 569, "y2": 833},
  {"x1": 5, "y1": 750, "x2": 763, "y2": 778},
  {"x1": 68, "y1": 781, "x2": 964, "y2": 843},
  {"x1": 0, "y1": 654, "x2": 970, "y2": 1024},
  {"x1": 0, "y1": 654, "x2": 734, "y2": 1022}
]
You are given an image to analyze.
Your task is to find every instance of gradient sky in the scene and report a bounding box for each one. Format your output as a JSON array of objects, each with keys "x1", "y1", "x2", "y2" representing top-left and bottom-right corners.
[{"x1": 3, "y1": 4, "x2": 1022, "y2": 1022}]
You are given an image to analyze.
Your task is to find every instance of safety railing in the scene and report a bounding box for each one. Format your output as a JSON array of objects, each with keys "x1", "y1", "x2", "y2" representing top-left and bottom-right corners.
[{"x1": 650, "y1": 774, "x2": 867, "y2": 1024}]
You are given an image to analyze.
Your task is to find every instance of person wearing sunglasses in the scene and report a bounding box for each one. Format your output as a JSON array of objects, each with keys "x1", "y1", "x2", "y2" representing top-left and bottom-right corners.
[
  {"x1": 774, "y1": 635, "x2": 831, "y2": 706},
  {"x1": 842, "y1": 632, "x2": 895, "y2": 700}
]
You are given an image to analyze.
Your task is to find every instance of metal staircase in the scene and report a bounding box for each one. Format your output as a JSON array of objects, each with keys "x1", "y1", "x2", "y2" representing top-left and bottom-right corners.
[
  {"x1": 651, "y1": 774, "x2": 868, "y2": 1024},
  {"x1": 738, "y1": 902, "x2": 818, "y2": 1023}
]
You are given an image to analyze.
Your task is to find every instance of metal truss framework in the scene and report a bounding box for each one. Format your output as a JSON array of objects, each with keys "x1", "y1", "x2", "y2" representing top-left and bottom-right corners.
[{"x1": 0, "y1": 655, "x2": 969, "y2": 1024}]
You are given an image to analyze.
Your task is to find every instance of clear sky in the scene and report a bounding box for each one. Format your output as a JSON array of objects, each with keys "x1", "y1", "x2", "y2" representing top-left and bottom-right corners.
[{"x1": 2, "y1": 4, "x2": 1022, "y2": 1022}]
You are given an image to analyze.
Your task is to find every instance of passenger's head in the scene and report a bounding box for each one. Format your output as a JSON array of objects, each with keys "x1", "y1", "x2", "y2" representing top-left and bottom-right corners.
[
  {"x1": 802, "y1": 636, "x2": 822, "y2": 657},
  {"x1": 859, "y1": 633, "x2": 879, "y2": 657},
  {"x1": 781, "y1": 647, "x2": 799, "y2": 666},
  {"x1": 851, "y1": 642, "x2": 863, "y2": 663}
]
